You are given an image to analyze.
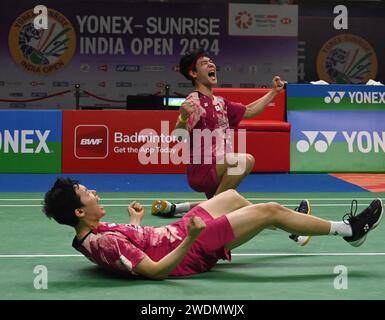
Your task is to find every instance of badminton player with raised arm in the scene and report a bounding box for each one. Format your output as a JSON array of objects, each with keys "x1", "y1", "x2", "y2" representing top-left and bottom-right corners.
[{"x1": 151, "y1": 49, "x2": 310, "y2": 245}]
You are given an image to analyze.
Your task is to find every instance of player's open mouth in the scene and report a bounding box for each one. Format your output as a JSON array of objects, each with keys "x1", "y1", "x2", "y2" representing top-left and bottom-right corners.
[{"x1": 208, "y1": 71, "x2": 216, "y2": 80}]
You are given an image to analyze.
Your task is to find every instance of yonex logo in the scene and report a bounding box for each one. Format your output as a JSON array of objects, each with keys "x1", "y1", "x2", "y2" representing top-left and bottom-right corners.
[
  {"x1": 296, "y1": 131, "x2": 337, "y2": 153},
  {"x1": 297, "y1": 130, "x2": 385, "y2": 153},
  {"x1": 0, "y1": 130, "x2": 50, "y2": 154},
  {"x1": 324, "y1": 91, "x2": 385, "y2": 104},
  {"x1": 324, "y1": 91, "x2": 346, "y2": 104}
]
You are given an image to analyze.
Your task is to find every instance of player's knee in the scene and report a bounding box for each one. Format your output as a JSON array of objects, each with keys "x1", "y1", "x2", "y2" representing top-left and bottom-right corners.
[
  {"x1": 223, "y1": 189, "x2": 247, "y2": 206},
  {"x1": 264, "y1": 202, "x2": 284, "y2": 217},
  {"x1": 250, "y1": 203, "x2": 275, "y2": 223},
  {"x1": 246, "y1": 154, "x2": 255, "y2": 169},
  {"x1": 267, "y1": 201, "x2": 282, "y2": 210},
  {"x1": 223, "y1": 188, "x2": 240, "y2": 200}
]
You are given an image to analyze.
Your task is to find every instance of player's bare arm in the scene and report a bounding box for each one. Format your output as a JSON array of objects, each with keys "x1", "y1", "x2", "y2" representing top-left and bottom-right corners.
[{"x1": 243, "y1": 76, "x2": 286, "y2": 119}]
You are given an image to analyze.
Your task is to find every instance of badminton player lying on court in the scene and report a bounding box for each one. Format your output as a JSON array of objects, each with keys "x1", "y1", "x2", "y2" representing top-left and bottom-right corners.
[{"x1": 43, "y1": 178, "x2": 383, "y2": 280}]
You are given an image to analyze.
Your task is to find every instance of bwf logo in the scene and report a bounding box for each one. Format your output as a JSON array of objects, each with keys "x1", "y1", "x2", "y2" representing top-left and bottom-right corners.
[
  {"x1": 80, "y1": 138, "x2": 103, "y2": 145},
  {"x1": 75, "y1": 125, "x2": 109, "y2": 159},
  {"x1": 296, "y1": 131, "x2": 337, "y2": 153},
  {"x1": 324, "y1": 91, "x2": 346, "y2": 104}
]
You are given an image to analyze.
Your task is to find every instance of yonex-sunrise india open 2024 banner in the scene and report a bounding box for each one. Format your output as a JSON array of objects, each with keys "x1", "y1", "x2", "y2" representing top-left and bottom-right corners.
[{"x1": 0, "y1": 1, "x2": 297, "y2": 109}]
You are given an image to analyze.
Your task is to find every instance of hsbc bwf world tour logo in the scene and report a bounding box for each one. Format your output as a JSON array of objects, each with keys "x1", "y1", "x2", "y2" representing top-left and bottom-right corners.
[{"x1": 235, "y1": 11, "x2": 253, "y2": 29}]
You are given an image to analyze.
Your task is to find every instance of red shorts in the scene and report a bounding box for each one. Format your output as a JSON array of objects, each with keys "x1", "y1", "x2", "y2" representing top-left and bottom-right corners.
[
  {"x1": 170, "y1": 206, "x2": 235, "y2": 276},
  {"x1": 186, "y1": 163, "x2": 218, "y2": 199}
]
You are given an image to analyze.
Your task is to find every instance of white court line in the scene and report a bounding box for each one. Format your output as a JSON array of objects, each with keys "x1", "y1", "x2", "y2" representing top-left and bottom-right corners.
[
  {"x1": 0, "y1": 204, "x2": 371, "y2": 208},
  {"x1": 1, "y1": 253, "x2": 385, "y2": 258},
  {"x1": 0, "y1": 254, "x2": 83, "y2": 258},
  {"x1": 0, "y1": 197, "x2": 381, "y2": 202},
  {"x1": 232, "y1": 253, "x2": 385, "y2": 256}
]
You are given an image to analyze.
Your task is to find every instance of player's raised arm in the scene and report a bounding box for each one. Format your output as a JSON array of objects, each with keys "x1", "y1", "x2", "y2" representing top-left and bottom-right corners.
[{"x1": 243, "y1": 76, "x2": 286, "y2": 119}]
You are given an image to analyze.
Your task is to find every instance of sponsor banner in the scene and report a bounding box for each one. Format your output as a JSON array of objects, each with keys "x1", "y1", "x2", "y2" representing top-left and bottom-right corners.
[
  {"x1": 288, "y1": 109, "x2": 385, "y2": 172},
  {"x1": 0, "y1": 110, "x2": 62, "y2": 172},
  {"x1": 62, "y1": 110, "x2": 186, "y2": 173},
  {"x1": 0, "y1": 1, "x2": 297, "y2": 109},
  {"x1": 298, "y1": 2, "x2": 385, "y2": 84},
  {"x1": 287, "y1": 84, "x2": 385, "y2": 110},
  {"x1": 228, "y1": 4, "x2": 298, "y2": 37}
]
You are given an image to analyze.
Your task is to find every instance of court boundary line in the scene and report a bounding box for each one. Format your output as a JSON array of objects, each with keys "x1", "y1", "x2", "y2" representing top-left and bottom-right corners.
[
  {"x1": 0, "y1": 197, "x2": 381, "y2": 201},
  {"x1": 0, "y1": 203, "x2": 374, "y2": 208},
  {"x1": 1, "y1": 253, "x2": 385, "y2": 258}
]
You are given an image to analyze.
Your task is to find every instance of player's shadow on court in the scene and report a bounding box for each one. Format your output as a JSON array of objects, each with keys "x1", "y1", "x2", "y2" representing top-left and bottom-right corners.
[
  {"x1": 77, "y1": 266, "x2": 191, "y2": 286},
  {"x1": 203, "y1": 270, "x2": 370, "y2": 283},
  {"x1": 207, "y1": 257, "x2": 371, "y2": 283}
]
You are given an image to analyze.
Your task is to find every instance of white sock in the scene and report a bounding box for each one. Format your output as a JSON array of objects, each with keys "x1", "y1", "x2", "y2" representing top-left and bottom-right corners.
[
  {"x1": 175, "y1": 202, "x2": 191, "y2": 213},
  {"x1": 329, "y1": 221, "x2": 353, "y2": 237},
  {"x1": 163, "y1": 201, "x2": 173, "y2": 212}
]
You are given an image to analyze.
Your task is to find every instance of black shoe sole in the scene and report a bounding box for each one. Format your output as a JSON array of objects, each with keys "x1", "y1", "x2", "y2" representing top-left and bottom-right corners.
[{"x1": 348, "y1": 198, "x2": 383, "y2": 247}]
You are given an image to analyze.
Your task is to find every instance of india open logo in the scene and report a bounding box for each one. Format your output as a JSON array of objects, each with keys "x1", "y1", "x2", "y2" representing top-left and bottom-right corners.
[
  {"x1": 8, "y1": 8, "x2": 76, "y2": 75},
  {"x1": 235, "y1": 11, "x2": 253, "y2": 29},
  {"x1": 316, "y1": 34, "x2": 377, "y2": 84},
  {"x1": 296, "y1": 131, "x2": 337, "y2": 153},
  {"x1": 75, "y1": 125, "x2": 109, "y2": 159}
]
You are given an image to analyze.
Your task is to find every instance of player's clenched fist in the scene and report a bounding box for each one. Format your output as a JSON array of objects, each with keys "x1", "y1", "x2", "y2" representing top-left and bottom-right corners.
[
  {"x1": 180, "y1": 102, "x2": 193, "y2": 121},
  {"x1": 272, "y1": 75, "x2": 286, "y2": 93},
  {"x1": 187, "y1": 215, "x2": 206, "y2": 238}
]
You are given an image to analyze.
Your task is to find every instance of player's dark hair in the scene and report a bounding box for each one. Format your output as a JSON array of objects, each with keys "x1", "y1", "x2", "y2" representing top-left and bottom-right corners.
[
  {"x1": 179, "y1": 48, "x2": 210, "y2": 84},
  {"x1": 43, "y1": 178, "x2": 83, "y2": 227}
]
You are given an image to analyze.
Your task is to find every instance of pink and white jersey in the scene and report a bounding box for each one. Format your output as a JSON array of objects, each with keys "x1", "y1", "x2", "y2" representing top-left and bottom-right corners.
[
  {"x1": 72, "y1": 206, "x2": 235, "y2": 277},
  {"x1": 72, "y1": 222, "x2": 183, "y2": 276},
  {"x1": 184, "y1": 91, "x2": 246, "y2": 164}
]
